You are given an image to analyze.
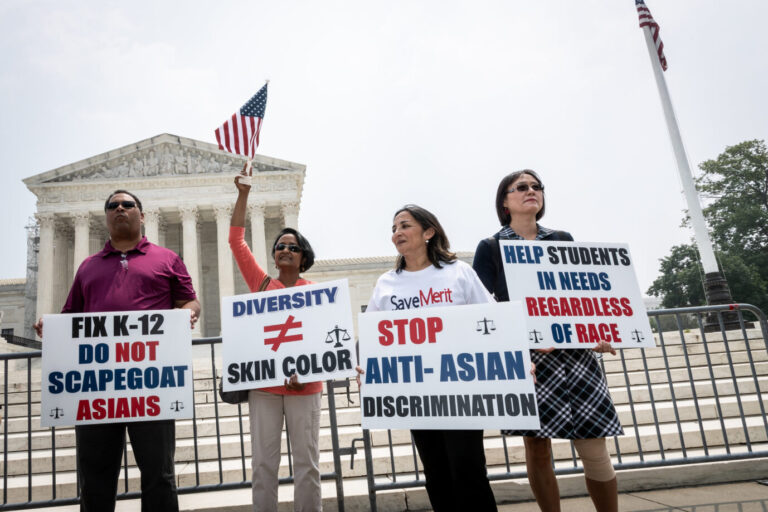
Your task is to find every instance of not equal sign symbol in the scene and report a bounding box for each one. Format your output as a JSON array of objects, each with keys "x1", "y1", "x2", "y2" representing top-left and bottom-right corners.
[{"x1": 263, "y1": 315, "x2": 303, "y2": 351}]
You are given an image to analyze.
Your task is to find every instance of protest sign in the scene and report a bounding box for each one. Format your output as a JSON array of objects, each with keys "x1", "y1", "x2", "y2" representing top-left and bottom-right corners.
[
  {"x1": 41, "y1": 309, "x2": 193, "y2": 427},
  {"x1": 359, "y1": 302, "x2": 539, "y2": 430},
  {"x1": 500, "y1": 241, "x2": 655, "y2": 349},
  {"x1": 221, "y1": 279, "x2": 357, "y2": 390}
]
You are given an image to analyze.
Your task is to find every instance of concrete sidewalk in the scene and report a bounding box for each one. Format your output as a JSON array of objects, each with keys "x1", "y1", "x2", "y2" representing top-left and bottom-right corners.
[
  {"x1": 26, "y1": 479, "x2": 768, "y2": 511},
  {"x1": 497, "y1": 481, "x2": 768, "y2": 512}
]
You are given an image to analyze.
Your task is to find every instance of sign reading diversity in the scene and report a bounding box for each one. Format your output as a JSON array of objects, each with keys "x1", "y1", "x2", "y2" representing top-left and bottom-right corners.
[
  {"x1": 500, "y1": 241, "x2": 655, "y2": 349},
  {"x1": 41, "y1": 309, "x2": 193, "y2": 427},
  {"x1": 221, "y1": 279, "x2": 357, "y2": 390},
  {"x1": 359, "y1": 302, "x2": 539, "y2": 430}
]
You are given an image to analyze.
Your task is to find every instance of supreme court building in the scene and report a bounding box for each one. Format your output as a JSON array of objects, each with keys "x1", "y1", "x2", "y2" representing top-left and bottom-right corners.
[{"x1": 11, "y1": 133, "x2": 409, "y2": 340}]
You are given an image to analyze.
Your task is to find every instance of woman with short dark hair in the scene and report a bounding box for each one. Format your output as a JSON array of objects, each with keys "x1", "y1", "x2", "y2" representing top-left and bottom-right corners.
[
  {"x1": 365, "y1": 204, "x2": 499, "y2": 512},
  {"x1": 229, "y1": 165, "x2": 322, "y2": 511},
  {"x1": 473, "y1": 170, "x2": 622, "y2": 512}
]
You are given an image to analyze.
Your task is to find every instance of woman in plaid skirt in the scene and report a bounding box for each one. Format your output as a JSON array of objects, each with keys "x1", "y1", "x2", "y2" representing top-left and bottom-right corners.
[{"x1": 472, "y1": 170, "x2": 622, "y2": 512}]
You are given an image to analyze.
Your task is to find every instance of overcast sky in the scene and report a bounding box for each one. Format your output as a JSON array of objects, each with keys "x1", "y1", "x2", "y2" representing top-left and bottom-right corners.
[{"x1": 1, "y1": 1, "x2": 766, "y2": 294}]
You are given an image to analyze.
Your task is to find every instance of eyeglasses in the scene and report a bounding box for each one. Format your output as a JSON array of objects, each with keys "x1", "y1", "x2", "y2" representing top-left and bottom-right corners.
[
  {"x1": 106, "y1": 200, "x2": 137, "y2": 210},
  {"x1": 507, "y1": 183, "x2": 544, "y2": 193},
  {"x1": 275, "y1": 243, "x2": 302, "y2": 253}
]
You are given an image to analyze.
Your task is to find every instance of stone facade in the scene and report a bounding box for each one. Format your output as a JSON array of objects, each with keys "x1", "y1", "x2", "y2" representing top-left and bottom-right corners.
[
  {"x1": 0, "y1": 139, "x2": 699, "y2": 349},
  {"x1": 21, "y1": 133, "x2": 310, "y2": 338},
  {"x1": 0, "y1": 279, "x2": 26, "y2": 340},
  {"x1": 4, "y1": 132, "x2": 479, "y2": 341}
]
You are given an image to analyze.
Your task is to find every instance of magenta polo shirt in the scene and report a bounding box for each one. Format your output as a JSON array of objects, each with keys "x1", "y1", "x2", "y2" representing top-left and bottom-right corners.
[{"x1": 62, "y1": 237, "x2": 197, "y2": 314}]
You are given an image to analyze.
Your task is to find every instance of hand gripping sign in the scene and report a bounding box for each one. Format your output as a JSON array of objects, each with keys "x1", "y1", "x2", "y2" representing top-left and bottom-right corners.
[
  {"x1": 220, "y1": 279, "x2": 358, "y2": 390},
  {"x1": 358, "y1": 302, "x2": 539, "y2": 430},
  {"x1": 41, "y1": 309, "x2": 193, "y2": 427},
  {"x1": 500, "y1": 241, "x2": 655, "y2": 349}
]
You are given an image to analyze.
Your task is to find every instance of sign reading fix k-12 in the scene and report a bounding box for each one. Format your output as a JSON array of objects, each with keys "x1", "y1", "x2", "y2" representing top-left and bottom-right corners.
[
  {"x1": 41, "y1": 309, "x2": 194, "y2": 427},
  {"x1": 220, "y1": 279, "x2": 358, "y2": 390}
]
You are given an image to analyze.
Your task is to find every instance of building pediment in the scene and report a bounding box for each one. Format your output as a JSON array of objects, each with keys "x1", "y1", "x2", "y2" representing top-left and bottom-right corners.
[{"x1": 23, "y1": 133, "x2": 304, "y2": 185}]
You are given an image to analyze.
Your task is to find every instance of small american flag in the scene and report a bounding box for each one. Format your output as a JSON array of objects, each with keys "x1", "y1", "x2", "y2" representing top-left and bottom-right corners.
[
  {"x1": 215, "y1": 83, "x2": 268, "y2": 158},
  {"x1": 636, "y1": 0, "x2": 667, "y2": 71}
]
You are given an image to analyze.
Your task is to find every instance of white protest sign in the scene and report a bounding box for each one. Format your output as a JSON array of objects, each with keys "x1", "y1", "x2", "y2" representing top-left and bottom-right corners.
[
  {"x1": 221, "y1": 279, "x2": 357, "y2": 390},
  {"x1": 41, "y1": 309, "x2": 193, "y2": 427},
  {"x1": 500, "y1": 241, "x2": 655, "y2": 349},
  {"x1": 359, "y1": 302, "x2": 539, "y2": 430}
]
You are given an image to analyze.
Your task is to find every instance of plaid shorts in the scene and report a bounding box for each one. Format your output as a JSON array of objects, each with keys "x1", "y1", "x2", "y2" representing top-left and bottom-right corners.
[{"x1": 502, "y1": 350, "x2": 623, "y2": 439}]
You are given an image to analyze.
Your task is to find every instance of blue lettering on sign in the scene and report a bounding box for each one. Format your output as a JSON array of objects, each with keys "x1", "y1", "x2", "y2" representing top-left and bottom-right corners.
[
  {"x1": 47, "y1": 366, "x2": 188, "y2": 394},
  {"x1": 504, "y1": 245, "x2": 544, "y2": 264},
  {"x1": 232, "y1": 287, "x2": 339, "y2": 317},
  {"x1": 439, "y1": 351, "x2": 527, "y2": 382}
]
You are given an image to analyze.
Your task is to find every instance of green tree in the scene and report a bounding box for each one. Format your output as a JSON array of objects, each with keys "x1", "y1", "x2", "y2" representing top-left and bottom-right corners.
[
  {"x1": 698, "y1": 139, "x2": 768, "y2": 263},
  {"x1": 648, "y1": 139, "x2": 768, "y2": 313},
  {"x1": 648, "y1": 244, "x2": 768, "y2": 311}
]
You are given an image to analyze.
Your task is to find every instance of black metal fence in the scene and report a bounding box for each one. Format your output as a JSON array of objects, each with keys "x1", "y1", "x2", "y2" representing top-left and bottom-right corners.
[
  {"x1": 0, "y1": 337, "x2": 348, "y2": 511},
  {"x1": 360, "y1": 303, "x2": 768, "y2": 511},
  {"x1": 2, "y1": 304, "x2": 767, "y2": 511}
]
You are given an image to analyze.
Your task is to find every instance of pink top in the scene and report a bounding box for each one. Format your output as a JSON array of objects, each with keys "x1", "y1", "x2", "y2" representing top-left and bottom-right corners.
[{"x1": 229, "y1": 226, "x2": 322, "y2": 396}]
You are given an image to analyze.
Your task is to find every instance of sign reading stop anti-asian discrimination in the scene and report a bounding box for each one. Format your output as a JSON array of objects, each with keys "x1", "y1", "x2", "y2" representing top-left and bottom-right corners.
[
  {"x1": 358, "y1": 302, "x2": 539, "y2": 430},
  {"x1": 221, "y1": 279, "x2": 357, "y2": 390},
  {"x1": 500, "y1": 241, "x2": 655, "y2": 349},
  {"x1": 41, "y1": 309, "x2": 193, "y2": 427}
]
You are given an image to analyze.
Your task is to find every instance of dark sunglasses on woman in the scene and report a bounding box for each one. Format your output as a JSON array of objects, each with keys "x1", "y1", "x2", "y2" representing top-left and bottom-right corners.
[
  {"x1": 275, "y1": 243, "x2": 301, "y2": 253},
  {"x1": 507, "y1": 183, "x2": 544, "y2": 193}
]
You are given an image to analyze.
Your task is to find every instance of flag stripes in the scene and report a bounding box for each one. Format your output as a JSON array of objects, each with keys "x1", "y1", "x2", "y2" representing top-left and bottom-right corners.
[
  {"x1": 636, "y1": 0, "x2": 668, "y2": 71},
  {"x1": 214, "y1": 83, "x2": 268, "y2": 159}
]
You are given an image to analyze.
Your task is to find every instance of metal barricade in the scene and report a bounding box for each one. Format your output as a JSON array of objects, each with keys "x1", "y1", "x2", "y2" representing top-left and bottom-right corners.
[
  {"x1": 0, "y1": 337, "x2": 348, "y2": 511},
  {"x1": 358, "y1": 303, "x2": 768, "y2": 511}
]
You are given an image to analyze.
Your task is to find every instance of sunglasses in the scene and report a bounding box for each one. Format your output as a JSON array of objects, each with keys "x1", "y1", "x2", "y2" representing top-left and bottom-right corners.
[
  {"x1": 106, "y1": 200, "x2": 137, "y2": 210},
  {"x1": 275, "y1": 243, "x2": 302, "y2": 253},
  {"x1": 507, "y1": 183, "x2": 544, "y2": 193}
]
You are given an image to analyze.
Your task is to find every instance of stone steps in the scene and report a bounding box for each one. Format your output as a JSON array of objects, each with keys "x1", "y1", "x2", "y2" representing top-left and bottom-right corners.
[{"x1": 3, "y1": 400, "x2": 766, "y2": 492}]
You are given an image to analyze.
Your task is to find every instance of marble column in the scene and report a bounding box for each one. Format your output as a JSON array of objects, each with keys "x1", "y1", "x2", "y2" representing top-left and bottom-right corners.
[
  {"x1": 73, "y1": 211, "x2": 90, "y2": 274},
  {"x1": 248, "y1": 202, "x2": 269, "y2": 266},
  {"x1": 35, "y1": 213, "x2": 56, "y2": 329},
  {"x1": 179, "y1": 206, "x2": 202, "y2": 336},
  {"x1": 143, "y1": 209, "x2": 160, "y2": 244},
  {"x1": 214, "y1": 204, "x2": 235, "y2": 299},
  {"x1": 281, "y1": 201, "x2": 299, "y2": 230},
  {"x1": 53, "y1": 224, "x2": 73, "y2": 310}
]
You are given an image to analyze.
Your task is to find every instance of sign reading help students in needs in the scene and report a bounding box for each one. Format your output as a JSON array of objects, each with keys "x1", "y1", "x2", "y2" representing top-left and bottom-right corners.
[
  {"x1": 358, "y1": 302, "x2": 539, "y2": 430},
  {"x1": 221, "y1": 279, "x2": 357, "y2": 390},
  {"x1": 500, "y1": 241, "x2": 655, "y2": 349},
  {"x1": 41, "y1": 309, "x2": 193, "y2": 427}
]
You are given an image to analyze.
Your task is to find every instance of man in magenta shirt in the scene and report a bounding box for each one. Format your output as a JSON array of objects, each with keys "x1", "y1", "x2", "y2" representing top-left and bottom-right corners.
[{"x1": 34, "y1": 190, "x2": 200, "y2": 512}]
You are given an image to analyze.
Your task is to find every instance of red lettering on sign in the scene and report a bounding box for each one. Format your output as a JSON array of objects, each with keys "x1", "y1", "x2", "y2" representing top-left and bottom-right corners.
[
  {"x1": 264, "y1": 315, "x2": 303, "y2": 351},
  {"x1": 376, "y1": 317, "x2": 443, "y2": 346}
]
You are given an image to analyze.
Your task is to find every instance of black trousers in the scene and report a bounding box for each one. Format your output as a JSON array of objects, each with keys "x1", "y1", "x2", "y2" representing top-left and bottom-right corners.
[
  {"x1": 75, "y1": 420, "x2": 178, "y2": 512},
  {"x1": 411, "y1": 429, "x2": 497, "y2": 512}
]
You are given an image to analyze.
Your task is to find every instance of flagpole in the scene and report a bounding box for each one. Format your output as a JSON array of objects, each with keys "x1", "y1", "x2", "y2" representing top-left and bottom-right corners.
[{"x1": 640, "y1": 24, "x2": 736, "y2": 311}]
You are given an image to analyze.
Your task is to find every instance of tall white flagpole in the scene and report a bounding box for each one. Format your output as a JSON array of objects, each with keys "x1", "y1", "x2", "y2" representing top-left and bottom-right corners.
[{"x1": 640, "y1": 28, "x2": 719, "y2": 274}]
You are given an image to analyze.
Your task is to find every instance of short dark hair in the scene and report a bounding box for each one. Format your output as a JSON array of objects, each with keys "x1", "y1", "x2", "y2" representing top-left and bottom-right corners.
[
  {"x1": 105, "y1": 190, "x2": 144, "y2": 212},
  {"x1": 495, "y1": 170, "x2": 545, "y2": 225},
  {"x1": 272, "y1": 227, "x2": 315, "y2": 272},
  {"x1": 393, "y1": 204, "x2": 456, "y2": 273}
]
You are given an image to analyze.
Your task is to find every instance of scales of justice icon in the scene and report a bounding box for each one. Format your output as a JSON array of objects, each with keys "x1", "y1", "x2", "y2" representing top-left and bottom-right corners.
[
  {"x1": 476, "y1": 318, "x2": 496, "y2": 335},
  {"x1": 326, "y1": 325, "x2": 351, "y2": 348}
]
